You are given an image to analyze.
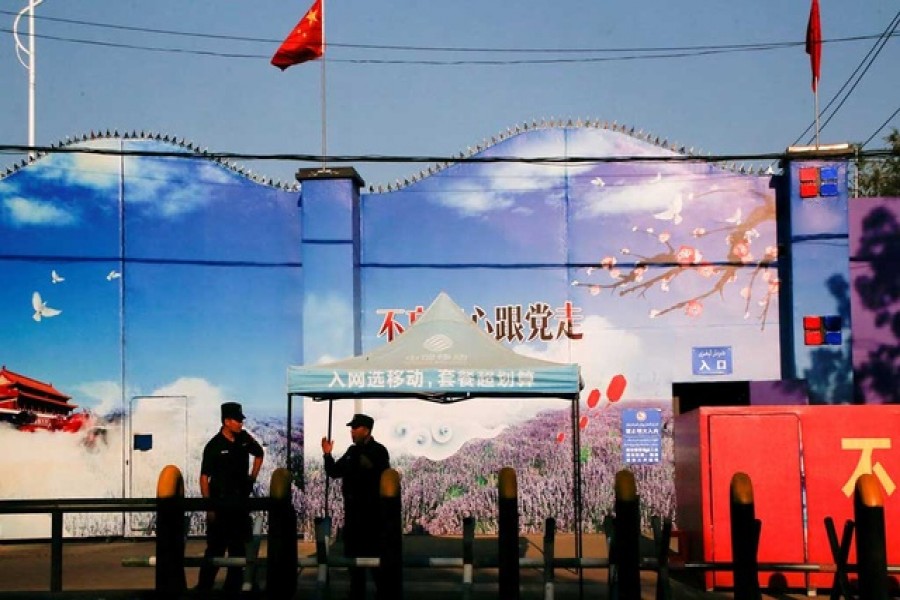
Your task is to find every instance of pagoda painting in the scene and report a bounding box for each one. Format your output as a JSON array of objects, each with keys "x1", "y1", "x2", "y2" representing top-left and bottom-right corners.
[{"x1": 0, "y1": 366, "x2": 88, "y2": 432}]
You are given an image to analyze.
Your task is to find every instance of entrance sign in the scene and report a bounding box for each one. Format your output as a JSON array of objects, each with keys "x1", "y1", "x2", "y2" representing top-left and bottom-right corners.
[{"x1": 692, "y1": 346, "x2": 733, "y2": 376}]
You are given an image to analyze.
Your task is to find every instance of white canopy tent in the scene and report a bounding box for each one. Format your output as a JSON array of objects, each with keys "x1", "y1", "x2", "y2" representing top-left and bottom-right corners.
[{"x1": 286, "y1": 292, "x2": 586, "y2": 550}]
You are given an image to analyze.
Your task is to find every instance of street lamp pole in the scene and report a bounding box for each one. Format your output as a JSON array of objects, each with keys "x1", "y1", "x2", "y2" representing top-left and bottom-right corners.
[{"x1": 13, "y1": 0, "x2": 45, "y2": 159}]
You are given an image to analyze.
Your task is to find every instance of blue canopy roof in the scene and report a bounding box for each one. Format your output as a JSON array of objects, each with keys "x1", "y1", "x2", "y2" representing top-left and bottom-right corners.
[{"x1": 287, "y1": 292, "x2": 583, "y2": 402}]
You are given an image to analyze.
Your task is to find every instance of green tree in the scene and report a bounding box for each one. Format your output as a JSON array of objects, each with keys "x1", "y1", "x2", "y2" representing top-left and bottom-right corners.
[{"x1": 858, "y1": 128, "x2": 900, "y2": 197}]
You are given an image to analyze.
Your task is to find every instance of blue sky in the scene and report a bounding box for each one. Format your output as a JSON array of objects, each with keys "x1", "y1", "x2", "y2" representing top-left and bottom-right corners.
[{"x1": 1, "y1": 1, "x2": 897, "y2": 188}]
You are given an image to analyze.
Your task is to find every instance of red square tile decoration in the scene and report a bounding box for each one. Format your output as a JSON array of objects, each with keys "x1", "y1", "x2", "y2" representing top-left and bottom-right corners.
[
  {"x1": 803, "y1": 315, "x2": 822, "y2": 329},
  {"x1": 800, "y1": 181, "x2": 819, "y2": 198},
  {"x1": 799, "y1": 166, "x2": 819, "y2": 182},
  {"x1": 804, "y1": 329, "x2": 824, "y2": 345}
]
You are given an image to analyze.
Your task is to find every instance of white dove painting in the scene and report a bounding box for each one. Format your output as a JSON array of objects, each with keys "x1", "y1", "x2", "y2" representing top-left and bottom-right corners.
[
  {"x1": 32, "y1": 292, "x2": 62, "y2": 322},
  {"x1": 51, "y1": 270, "x2": 65, "y2": 284},
  {"x1": 106, "y1": 270, "x2": 121, "y2": 281},
  {"x1": 653, "y1": 193, "x2": 683, "y2": 225}
]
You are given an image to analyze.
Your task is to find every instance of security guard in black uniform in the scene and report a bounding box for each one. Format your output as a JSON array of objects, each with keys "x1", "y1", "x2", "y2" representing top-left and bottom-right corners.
[
  {"x1": 322, "y1": 413, "x2": 390, "y2": 599},
  {"x1": 196, "y1": 402, "x2": 264, "y2": 592}
]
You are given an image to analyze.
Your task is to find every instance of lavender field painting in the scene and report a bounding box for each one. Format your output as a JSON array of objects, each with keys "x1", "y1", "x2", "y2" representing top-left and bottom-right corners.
[{"x1": 292, "y1": 403, "x2": 674, "y2": 539}]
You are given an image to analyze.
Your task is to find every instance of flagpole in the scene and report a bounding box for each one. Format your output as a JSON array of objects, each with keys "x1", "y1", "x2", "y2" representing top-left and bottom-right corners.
[
  {"x1": 320, "y1": 0, "x2": 327, "y2": 172},
  {"x1": 814, "y1": 85, "x2": 820, "y2": 148},
  {"x1": 806, "y1": 0, "x2": 821, "y2": 148},
  {"x1": 270, "y1": 0, "x2": 327, "y2": 160}
]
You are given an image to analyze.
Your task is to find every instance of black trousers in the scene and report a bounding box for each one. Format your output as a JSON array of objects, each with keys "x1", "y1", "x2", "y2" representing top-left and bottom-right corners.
[
  {"x1": 344, "y1": 516, "x2": 383, "y2": 600},
  {"x1": 196, "y1": 510, "x2": 250, "y2": 591}
]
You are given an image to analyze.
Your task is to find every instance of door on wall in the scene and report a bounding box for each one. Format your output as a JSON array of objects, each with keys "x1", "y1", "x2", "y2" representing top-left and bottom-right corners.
[
  {"x1": 127, "y1": 395, "x2": 188, "y2": 536},
  {"x1": 708, "y1": 413, "x2": 806, "y2": 589}
]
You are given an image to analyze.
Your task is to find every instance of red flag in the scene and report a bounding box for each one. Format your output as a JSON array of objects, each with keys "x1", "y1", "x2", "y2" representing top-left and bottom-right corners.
[
  {"x1": 271, "y1": 0, "x2": 324, "y2": 70},
  {"x1": 805, "y1": 0, "x2": 822, "y2": 92}
]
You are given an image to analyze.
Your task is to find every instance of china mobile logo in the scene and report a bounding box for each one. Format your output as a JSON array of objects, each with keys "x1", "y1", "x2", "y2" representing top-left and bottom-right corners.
[{"x1": 841, "y1": 438, "x2": 896, "y2": 497}]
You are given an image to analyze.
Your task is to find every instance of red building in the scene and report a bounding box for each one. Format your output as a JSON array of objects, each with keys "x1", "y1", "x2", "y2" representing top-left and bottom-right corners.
[{"x1": 0, "y1": 366, "x2": 78, "y2": 430}]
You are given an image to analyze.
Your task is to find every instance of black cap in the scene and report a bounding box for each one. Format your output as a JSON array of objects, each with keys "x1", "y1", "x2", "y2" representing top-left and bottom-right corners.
[
  {"x1": 221, "y1": 402, "x2": 245, "y2": 422},
  {"x1": 346, "y1": 413, "x2": 374, "y2": 429}
]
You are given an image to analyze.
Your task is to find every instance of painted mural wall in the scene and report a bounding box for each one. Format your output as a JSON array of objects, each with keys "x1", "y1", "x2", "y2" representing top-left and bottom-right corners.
[
  {"x1": 0, "y1": 139, "x2": 302, "y2": 538},
  {"x1": 0, "y1": 126, "x2": 892, "y2": 540}
]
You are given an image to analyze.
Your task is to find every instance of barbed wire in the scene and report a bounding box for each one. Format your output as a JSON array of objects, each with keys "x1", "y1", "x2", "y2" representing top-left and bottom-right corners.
[{"x1": 0, "y1": 142, "x2": 893, "y2": 165}]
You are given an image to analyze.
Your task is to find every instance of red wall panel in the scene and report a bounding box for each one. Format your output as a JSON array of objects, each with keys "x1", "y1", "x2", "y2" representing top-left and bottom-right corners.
[
  {"x1": 675, "y1": 405, "x2": 900, "y2": 593},
  {"x1": 801, "y1": 406, "x2": 900, "y2": 590},
  {"x1": 708, "y1": 414, "x2": 805, "y2": 588}
]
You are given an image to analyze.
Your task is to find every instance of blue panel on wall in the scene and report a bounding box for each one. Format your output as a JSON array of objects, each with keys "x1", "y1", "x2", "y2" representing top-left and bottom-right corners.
[
  {"x1": 822, "y1": 315, "x2": 842, "y2": 331},
  {"x1": 824, "y1": 331, "x2": 842, "y2": 345},
  {"x1": 819, "y1": 182, "x2": 839, "y2": 197},
  {"x1": 819, "y1": 166, "x2": 839, "y2": 181}
]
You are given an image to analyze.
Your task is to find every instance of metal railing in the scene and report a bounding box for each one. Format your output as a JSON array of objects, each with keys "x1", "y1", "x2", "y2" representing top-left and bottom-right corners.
[{"x1": 0, "y1": 467, "x2": 895, "y2": 600}]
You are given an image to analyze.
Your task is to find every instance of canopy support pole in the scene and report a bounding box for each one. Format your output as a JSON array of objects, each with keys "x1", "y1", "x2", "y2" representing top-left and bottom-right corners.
[
  {"x1": 572, "y1": 397, "x2": 584, "y2": 597},
  {"x1": 286, "y1": 394, "x2": 294, "y2": 468},
  {"x1": 324, "y1": 400, "x2": 334, "y2": 519}
]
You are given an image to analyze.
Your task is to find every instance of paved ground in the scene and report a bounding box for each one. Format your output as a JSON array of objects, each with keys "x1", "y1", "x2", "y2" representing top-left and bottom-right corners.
[{"x1": 0, "y1": 534, "x2": 836, "y2": 599}]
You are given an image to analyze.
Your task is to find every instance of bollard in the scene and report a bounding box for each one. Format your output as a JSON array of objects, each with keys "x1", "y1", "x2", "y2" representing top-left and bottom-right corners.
[
  {"x1": 498, "y1": 467, "x2": 520, "y2": 600},
  {"x1": 611, "y1": 469, "x2": 641, "y2": 600},
  {"x1": 543, "y1": 517, "x2": 556, "y2": 600},
  {"x1": 602, "y1": 513, "x2": 615, "y2": 593},
  {"x1": 243, "y1": 513, "x2": 265, "y2": 591},
  {"x1": 855, "y1": 473, "x2": 889, "y2": 600},
  {"x1": 50, "y1": 509, "x2": 63, "y2": 592},
  {"x1": 315, "y1": 516, "x2": 331, "y2": 596},
  {"x1": 266, "y1": 468, "x2": 298, "y2": 599},
  {"x1": 651, "y1": 515, "x2": 672, "y2": 600},
  {"x1": 730, "y1": 472, "x2": 761, "y2": 600},
  {"x1": 462, "y1": 516, "x2": 475, "y2": 600},
  {"x1": 380, "y1": 468, "x2": 403, "y2": 599},
  {"x1": 155, "y1": 465, "x2": 186, "y2": 595}
]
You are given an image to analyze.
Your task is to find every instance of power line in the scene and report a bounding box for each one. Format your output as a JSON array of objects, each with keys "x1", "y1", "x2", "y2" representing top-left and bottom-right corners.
[
  {"x1": 1, "y1": 25, "x2": 893, "y2": 66},
  {"x1": 0, "y1": 7, "x2": 890, "y2": 52},
  {"x1": 0, "y1": 8, "x2": 277, "y2": 44},
  {"x1": 0, "y1": 8, "x2": 896, "y2": 63},
  {"x1": 791, "y1": 10, "x2": 900, "y2": 146},
  {"x1": 862, "y1": 105, "x2": 900, "y2": 148},
  {"x1": 0, "y1": 26, "x2": 266, "y2": 59},
  {"x1": 813, "y1": 14, "x2": 900, "y2": 142}
]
